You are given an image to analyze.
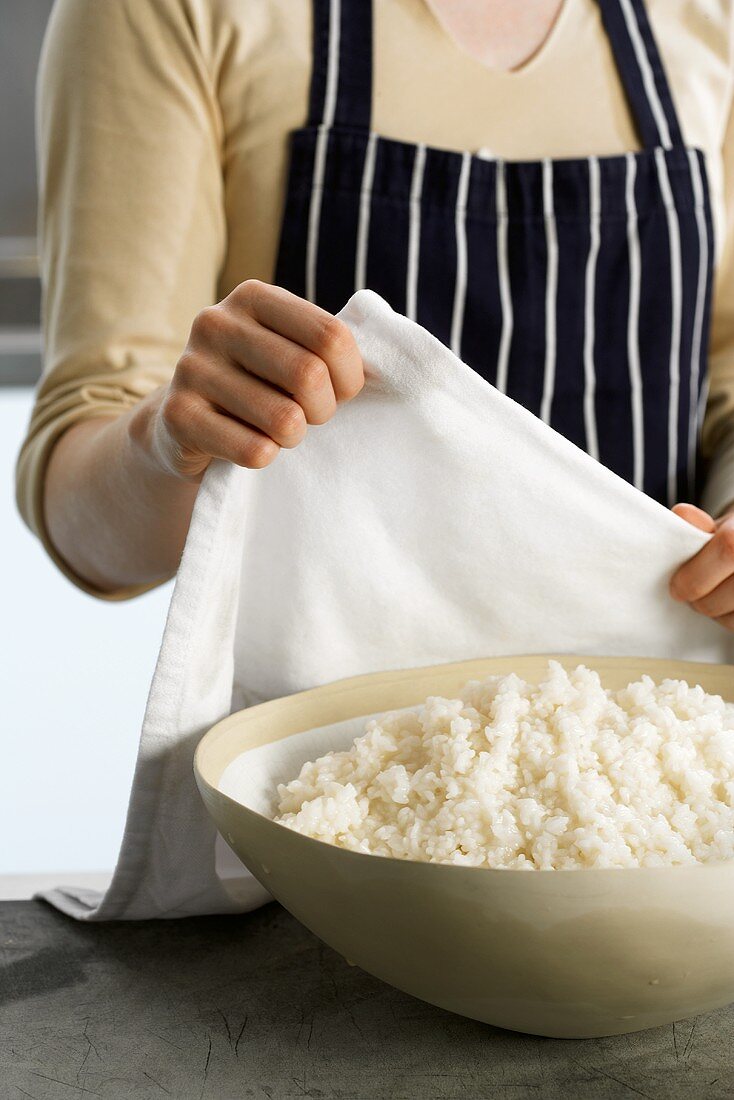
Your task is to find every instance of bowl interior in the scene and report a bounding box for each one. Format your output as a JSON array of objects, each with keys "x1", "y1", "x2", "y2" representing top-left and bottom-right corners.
[
  {"x1": 198, "y1": 653, "x2": 734, "y2": 810},
  {"x1": 218, "y1": 706, "x2": 416, "y2": 817}
]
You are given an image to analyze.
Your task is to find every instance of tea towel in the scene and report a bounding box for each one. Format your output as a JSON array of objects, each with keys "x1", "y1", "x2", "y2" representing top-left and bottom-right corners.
[{"x1": 41, "y1": 290, "x2": 734, "y2": 919}]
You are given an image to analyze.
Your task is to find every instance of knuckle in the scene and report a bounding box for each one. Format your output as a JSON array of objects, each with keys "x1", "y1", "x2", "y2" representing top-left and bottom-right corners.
[
  {"x1": 683, "y1": 581, "x2": 705, "y2": 602},
  {"x1": 292, "y1": 351, "x2": 329, "y2": 394},
  {"x1": 239, "y1": 436, "x2": 278, "y2": 470},
  {"x1": 670, "y1": 574, "x2": 693, "y2": 602},
  {"x1": 316, "y1": 315, "x2": 354, "y2": 359},
  {"x1": 193, "y1": 305, "x2": 226, "y2": 342},
  {"x1": 174, "y1": 351, "x2": 199, "y2": 388},
  {"x1": 236, "y1": 278, "x2": 266, "y2": 310},
  {"x1": 339, "y1": 368, "x2": 365, "y2": 402},
  {"x1": 161, "y1": 389, "x2": 194, "y2": 432},
  {"x1": 271, "y1": 400, "x2": 306, "y2": 444}
]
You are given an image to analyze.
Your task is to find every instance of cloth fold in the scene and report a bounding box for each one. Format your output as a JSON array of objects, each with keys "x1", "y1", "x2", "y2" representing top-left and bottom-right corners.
[{"x1": 41, "y1": 289, "x2": 734, "y2": 920}]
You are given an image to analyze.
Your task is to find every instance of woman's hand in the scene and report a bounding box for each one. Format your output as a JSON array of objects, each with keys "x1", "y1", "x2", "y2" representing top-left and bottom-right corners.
[
  {"x1": 44, "y1": 282, "x2": 364, "y2": 593},
  {"x1": 670, "y1": 503, "x2": 734, "y2": 631},
  {"x1": 133, "y1": 281, "x2": 365, "y2": 480}
]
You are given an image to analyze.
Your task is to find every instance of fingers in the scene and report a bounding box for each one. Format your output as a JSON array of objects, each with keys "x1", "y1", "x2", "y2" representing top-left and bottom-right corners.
[
  {"x1": 671, "y1": 502, "x2": 717, "y2": 534},
  {"x1": 179, "y1": 354, "x2": 307, "y2": 448},
  {"x1": 213, "y1": 320, "x2": 338, "y2": 425},
  {"x1": 689, "y1": 575, "x2": 734, "y2": 619},
  {"x1": 228, "y1": 280, "x2": 365, "y2": 404},
  {"x1": 670, "y1": 515, "x2": 734, "y2": 629},
  {"x1": 161, "y1": 390, "x2": 280, "y2": 471},
  {"x1": 167, "y1": 282, "x2": 365, "y2": 479}
]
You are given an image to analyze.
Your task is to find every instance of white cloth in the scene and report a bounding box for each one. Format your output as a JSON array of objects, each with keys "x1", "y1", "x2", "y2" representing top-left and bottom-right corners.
[{"x1": 41, "y1": 289, "x2": 734, "y2": 920}]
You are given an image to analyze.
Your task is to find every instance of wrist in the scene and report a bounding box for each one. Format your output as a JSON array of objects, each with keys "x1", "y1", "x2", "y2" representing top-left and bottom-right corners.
[
  {"x1": 126, "y1": 386, "x2": 164, "y2": 463},
  {"x1": 126, "y1": 386, "x2": 198, "y2": 483}
]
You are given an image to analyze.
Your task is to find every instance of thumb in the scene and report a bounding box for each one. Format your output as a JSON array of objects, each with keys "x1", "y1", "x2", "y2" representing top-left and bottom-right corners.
[{"x1": 671, "y1": 502, "x2": 717, "y2": 534}]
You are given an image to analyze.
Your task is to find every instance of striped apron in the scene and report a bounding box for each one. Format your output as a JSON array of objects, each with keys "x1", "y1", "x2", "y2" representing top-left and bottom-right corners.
[{"x1": 274, "y1": 0, "x2": 715, "y2": 508}]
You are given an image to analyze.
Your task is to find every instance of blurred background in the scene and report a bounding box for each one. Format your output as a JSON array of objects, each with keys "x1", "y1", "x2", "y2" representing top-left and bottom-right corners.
[{"x1": 1, "y1": 2, "x2": 171, "y2": 898}]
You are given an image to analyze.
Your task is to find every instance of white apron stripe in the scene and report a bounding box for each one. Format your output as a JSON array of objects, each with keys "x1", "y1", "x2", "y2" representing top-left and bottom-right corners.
[
  {"x1": 305, "y1": 0, "x2": 341, "y2": 302},
  {"x1": 655, "y1": 147, "x2": 683, "y2": 505},
  {"x1": 495, "y1": 159, "x2": 513, "y2": 394},
  {"x1": 406, "y1": 143, "x2": 426, "y2": 322},
  {"x1": 583, "y1": 157, "x2": 601, "y2": 461},
  {"x1": 618, "y1": 0, "x2": 672, "y2": 149},
  {"x1": 450, "y1": 151, "x2": 471, "y2": 358},
  {"x1": 321, "y1": 0, "x2": 341, "y2": 129},
  {"x1": 686, "y1": 148, "x2": 709, "y2": 499},
  {"x1": 625, "y1": 153, "x2": 645, "y2": 491},
  {"x1": 540, "y1": 158, "x2": 558, "y2": 425},
  {"x1": 354, "y1": 132, "x2": 378, "y2": 291}
]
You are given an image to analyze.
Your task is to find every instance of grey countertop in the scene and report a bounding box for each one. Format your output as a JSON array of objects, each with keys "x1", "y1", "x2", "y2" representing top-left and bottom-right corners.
[{"x1": 2, "y1": 899, "x2": 734, "y2": 1100}]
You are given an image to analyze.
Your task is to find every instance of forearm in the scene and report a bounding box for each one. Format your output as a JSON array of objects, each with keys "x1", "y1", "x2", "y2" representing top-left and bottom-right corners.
[{"x1": 44, "y1": 388, "x2": 200, "y2": 594}]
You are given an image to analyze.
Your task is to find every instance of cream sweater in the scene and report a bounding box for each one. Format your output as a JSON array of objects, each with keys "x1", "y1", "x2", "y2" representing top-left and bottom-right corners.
[{"x1": 16, "y1": 0, "x2": 734, "y2": 594}]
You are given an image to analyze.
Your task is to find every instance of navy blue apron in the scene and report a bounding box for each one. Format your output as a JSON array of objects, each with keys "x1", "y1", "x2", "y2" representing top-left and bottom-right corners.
[{"x1": 274, "y1": 0, "x2": 715, "y2": 508}]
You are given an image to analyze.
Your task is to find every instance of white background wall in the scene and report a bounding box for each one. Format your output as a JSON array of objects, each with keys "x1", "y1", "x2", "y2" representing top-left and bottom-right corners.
[{"x1": 1, "y1": 390, "x2": 172, "y2": 880}]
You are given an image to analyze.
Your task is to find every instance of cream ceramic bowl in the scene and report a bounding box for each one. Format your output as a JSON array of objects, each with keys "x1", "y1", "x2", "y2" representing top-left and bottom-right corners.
[{"x1": 194, "y1": 654, "x2": 734, "y2": 1039}]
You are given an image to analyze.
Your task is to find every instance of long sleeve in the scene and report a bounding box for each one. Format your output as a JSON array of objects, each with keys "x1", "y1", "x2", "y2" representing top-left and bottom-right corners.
[{"x1": 14, "y1": 0, "x2": 226, "y2": 590}]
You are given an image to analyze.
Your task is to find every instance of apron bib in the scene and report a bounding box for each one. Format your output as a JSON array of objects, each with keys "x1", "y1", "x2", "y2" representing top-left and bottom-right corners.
[
  {"x1": 276, "y1": 0, "x2": 715, "y2": 509},
  {"x1": 42, "y1": 0, "x2": 732, "y2": 921}
]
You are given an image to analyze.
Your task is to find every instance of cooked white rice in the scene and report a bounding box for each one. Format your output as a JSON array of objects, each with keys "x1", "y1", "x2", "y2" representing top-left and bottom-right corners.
[{"x1": 274, "y1": 661, "x2": 734, "y2": 870}]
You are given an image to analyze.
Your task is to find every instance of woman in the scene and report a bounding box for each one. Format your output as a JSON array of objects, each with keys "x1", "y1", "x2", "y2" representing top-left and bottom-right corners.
[{"x1": 15, "y1": 0, "x2": 734, "y2": 627}]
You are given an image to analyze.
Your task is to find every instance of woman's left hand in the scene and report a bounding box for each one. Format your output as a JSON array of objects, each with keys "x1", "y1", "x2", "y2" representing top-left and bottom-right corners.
[{"x1": 670, "y1": 503, "x2": 734, "y2": 630}]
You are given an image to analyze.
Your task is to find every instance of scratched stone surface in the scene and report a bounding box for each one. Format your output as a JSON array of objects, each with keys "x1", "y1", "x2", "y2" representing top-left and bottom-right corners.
[{"x1": 1, "y1": 900, "x2": 734, "y2": 1100}]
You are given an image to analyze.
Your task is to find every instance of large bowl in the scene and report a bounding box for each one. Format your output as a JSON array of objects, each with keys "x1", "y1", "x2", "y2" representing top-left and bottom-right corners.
[{"x1": 194, "y1": 654, "x2": 734, "y2": 1038}]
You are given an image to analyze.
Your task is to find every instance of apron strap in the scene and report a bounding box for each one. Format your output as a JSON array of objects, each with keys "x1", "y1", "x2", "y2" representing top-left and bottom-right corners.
[
  {"x1": 597, "y1": 0, "x2": 684, "y2": 150},
  {"x1": 307, "y1": 0, "x2": 373, "y2": 131}
]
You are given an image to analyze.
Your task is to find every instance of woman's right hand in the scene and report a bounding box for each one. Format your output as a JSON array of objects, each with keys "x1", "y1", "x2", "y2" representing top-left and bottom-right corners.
[{"x1": 132, "y1": 281, "x2": 365, "y2": 481}]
